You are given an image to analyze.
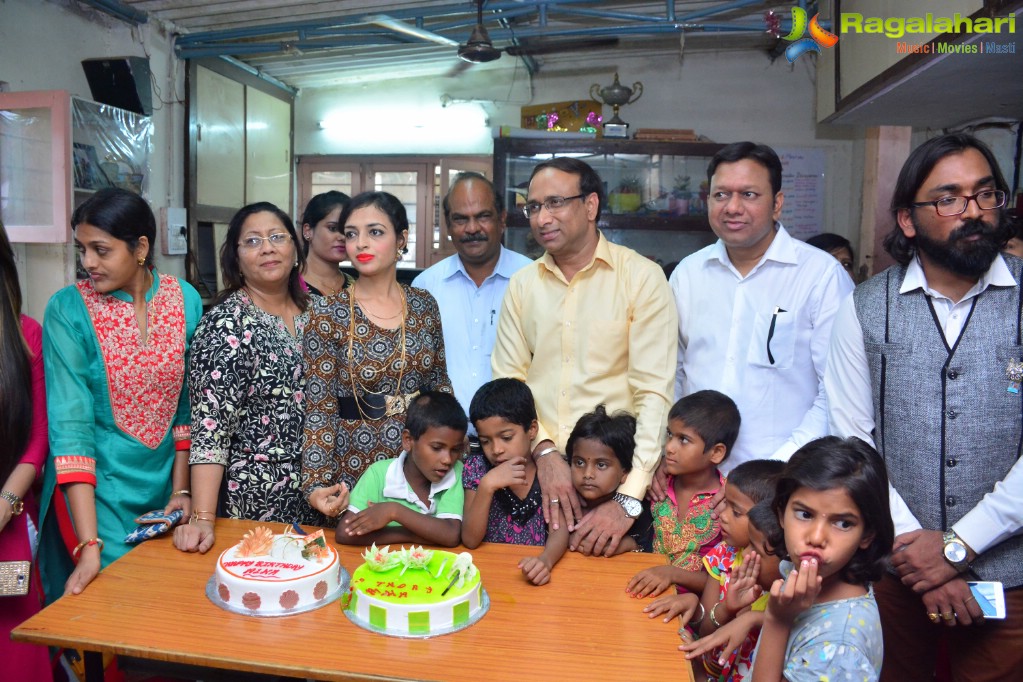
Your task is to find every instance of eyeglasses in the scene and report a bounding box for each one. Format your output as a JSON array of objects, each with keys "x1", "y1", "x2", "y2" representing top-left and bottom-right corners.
[
  {"x1": 238, "y1": 232, "x2": 292, "y2": 250},
  {"x1": 911, "y1": 190, "x2": 1006, "y2": 217},
  {"x1": 522, "y1": 193, "x2": 587, "y2": 219}
]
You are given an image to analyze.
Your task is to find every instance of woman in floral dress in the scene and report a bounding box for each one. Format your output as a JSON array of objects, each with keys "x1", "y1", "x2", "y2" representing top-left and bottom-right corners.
[
  {"x1": 175, "y1": 202, "x2": 314, "y2": 555},
  {"x1": 302, "y1": 191, "x2": 453, "y2": 525}
]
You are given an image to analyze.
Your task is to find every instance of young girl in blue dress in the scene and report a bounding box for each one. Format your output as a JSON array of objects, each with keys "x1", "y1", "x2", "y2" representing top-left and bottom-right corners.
[
  {"x1": 752, "y1": 436, "x2": 894, "y2": 682},
  {"x1": 461, "y1": 378, "x2": 568, "y2": 585}
]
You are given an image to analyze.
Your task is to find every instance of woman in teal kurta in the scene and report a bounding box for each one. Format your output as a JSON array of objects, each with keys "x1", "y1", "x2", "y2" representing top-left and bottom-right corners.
[{"x1": 38, "y1": 188, "x2": 202, "y2": 601}]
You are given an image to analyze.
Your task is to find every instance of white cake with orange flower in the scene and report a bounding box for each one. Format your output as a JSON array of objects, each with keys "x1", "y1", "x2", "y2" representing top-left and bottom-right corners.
[{"x1": 209, "y1": 526, "x2": 344, "y2": 615}]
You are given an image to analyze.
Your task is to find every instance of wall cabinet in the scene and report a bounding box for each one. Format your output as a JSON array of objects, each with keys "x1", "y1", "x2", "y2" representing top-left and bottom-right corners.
[
  {"x1": 493, "y1": 137, "x2": 724, "y2": 266},
  {"x1": 0, "y1": 90, "x2": 151, "y2": 243}
]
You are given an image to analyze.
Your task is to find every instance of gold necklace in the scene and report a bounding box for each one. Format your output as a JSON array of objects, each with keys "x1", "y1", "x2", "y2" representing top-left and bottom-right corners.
[
  {"x1": 308, "y1": 273, "x2": 345, "y2": 297},
  {"x1": 347, "y1": 286, "x2": 408, "y2": 422},
  {"x1": 352, "y1": 283, "x2": 403, "y2": 321}
]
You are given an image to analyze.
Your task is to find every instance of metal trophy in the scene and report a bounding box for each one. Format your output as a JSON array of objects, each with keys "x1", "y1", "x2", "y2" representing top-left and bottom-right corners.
[{"x1": 590, "y1": 72, "x2": 643, "y2": 138}]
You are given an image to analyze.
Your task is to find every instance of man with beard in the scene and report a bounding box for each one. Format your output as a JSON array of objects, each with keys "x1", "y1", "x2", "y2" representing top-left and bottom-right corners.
[
  {"x1": 826, "y1": 133, "x2": 1023, "y2": 681},
  {"x1": 413, "y1": 172, "x2": 531, "y2": 424}
]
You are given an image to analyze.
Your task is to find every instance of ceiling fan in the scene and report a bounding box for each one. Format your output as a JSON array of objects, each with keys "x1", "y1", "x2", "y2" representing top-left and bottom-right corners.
[{"x1": 457, "y1": 0, "x2": 618, "y2": 64}]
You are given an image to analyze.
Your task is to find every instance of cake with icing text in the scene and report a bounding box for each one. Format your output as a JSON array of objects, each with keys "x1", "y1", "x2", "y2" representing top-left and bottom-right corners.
[
  {"x1": 343, "y1": 544, "x2": 486, "y2": 636},
  {"x1": 211, "y1": 526, "x2": 343, "y2": 615}
]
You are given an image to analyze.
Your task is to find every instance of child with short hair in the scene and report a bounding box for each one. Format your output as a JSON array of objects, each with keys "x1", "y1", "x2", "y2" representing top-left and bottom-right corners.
[
  {"x1": 752, "y1": 436, "x2": 892, "y2": 682},
  {"x1": 627, "y1": 390, "x2": 740, "y2": 598},
  {"x1": 644, "y1": 458, "x2": 785, "y2": 681},
  {"x1": 337, "y1": 391, "x2": 466, "y2": 547},
  {"x1": 462, "y1": 378, "x2": 568, "y2": 585},
  {"x1": 568, "y1": 405, "x2": 653, "y2": 554},
  {"x1": 679, "y1": 500, "x2": 785, "y2": 677}
]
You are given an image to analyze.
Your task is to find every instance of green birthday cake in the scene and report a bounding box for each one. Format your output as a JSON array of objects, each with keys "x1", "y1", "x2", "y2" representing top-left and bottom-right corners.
[{"x1": 343, "y1": 544, "x2": 485, "y2": 636}]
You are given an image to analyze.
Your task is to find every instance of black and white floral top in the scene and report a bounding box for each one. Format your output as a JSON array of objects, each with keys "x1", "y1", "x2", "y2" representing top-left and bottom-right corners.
[{"x1": 189, "y1": 289, "x2": 315, "y2": 523}]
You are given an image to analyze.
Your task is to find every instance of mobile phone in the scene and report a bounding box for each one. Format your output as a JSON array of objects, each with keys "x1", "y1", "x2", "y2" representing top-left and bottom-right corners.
[{"x1": 967, "y1": 581, "x2": 1006, "y2": 619}]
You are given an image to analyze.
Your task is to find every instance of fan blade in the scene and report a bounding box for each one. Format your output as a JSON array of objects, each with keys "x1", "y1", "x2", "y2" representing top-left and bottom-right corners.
[
  {"x1": 365, "y1": 14, "x2": 459, "y2": 47},
  {"x1": 505, "y1": 37, "x2": 619, "y2": 57}
]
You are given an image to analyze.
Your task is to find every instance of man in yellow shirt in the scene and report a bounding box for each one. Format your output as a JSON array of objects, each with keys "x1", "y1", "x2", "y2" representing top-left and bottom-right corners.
[{"x1": 492, "y1": 157, "x2": 677, "y2": 556}]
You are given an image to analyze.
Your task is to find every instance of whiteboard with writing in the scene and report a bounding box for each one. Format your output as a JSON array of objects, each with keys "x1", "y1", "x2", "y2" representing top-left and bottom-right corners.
[{"x1": 777, "y1": 148, "x2": 826, "y2": 241}]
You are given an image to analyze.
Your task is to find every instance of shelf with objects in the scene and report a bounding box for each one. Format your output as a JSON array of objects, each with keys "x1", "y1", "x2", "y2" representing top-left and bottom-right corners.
[
  {"x1": 492, "y1": 136, "x2": 724, "y2": 268},
  {"x1": 0, "y1": 90, "x2": 152, "y2": 244}
]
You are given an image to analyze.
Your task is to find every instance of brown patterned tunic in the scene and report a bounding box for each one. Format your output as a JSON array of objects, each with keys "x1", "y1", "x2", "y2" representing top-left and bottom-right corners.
[{"x1": 301, "y1": 284, "x2": 452, "y2": 521}]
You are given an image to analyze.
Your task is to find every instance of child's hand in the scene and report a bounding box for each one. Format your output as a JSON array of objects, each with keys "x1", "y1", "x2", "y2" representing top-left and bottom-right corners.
[
  {"x1": 680, "y1": 613, "x2": 753, "y2": 665},
  {"x1": 342, "y1": 501, "x2": 395, "y2": 536},
  {"x1": 482, "y1": 457, "x2": 528, "y2": 491},
  {"x1": 725, "y1": 550, "x2": 763, "y2": 613},
  {"x1": 643, "y1": 592, "x2": 699, "y2": 623},
  {"x1": 518, "y1": 556, "x2": 553, "y2": 586},
  {"x1": 626, "y1": 566, "x2": 675, "y2": 598},
  {"x1": 766, "y1": 558, "x2": 822, "y2": 626}
]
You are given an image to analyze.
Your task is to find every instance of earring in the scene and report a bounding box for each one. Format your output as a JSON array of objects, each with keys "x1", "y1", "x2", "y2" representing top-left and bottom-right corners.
[
  {"x1": 396, "y1": 249, "x2": 403, "y2": 260},
  {"x1": 137, "y1": 257, "x2": 146, "y2": 267}
]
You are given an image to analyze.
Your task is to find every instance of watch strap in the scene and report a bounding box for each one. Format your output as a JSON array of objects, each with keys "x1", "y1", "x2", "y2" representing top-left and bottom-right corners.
[{"x1": 1, "y1": 490, "x2": 24, "y2": 516}]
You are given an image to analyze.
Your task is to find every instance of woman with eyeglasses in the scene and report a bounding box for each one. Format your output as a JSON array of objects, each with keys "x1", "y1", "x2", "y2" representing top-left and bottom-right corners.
[
  {"x1": 300, "y1": 190, "x2": 353, "y2": 297},
  {"x1": 38, "y1": 189, "x2": 202, "y2": 598},
  {"x1": 175, "y1": 202, "x2": 315, "y2": 555},
  {"x1": 301, "y1": 191, "x2": 453, "y2": 524}
]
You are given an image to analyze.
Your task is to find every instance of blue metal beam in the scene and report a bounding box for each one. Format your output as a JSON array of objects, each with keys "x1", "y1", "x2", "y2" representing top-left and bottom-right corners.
[{"x1": 78, "y1": 0, "x2": 148, "y2": 25}]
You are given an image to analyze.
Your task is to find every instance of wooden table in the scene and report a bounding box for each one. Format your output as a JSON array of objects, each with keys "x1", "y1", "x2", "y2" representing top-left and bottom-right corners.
[{"x1": 14, "y1": 518, "x2": 695, "y2": 681}]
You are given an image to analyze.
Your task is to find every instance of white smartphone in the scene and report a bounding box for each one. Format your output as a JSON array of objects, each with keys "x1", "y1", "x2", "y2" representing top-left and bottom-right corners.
[{"x1": 967, "y1": 581, "x2": 1006, "y2": 620}]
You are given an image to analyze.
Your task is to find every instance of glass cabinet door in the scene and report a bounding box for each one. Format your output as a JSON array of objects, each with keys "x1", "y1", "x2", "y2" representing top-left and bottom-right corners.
[{"x1": 494, "y1": 137, "x2": 724, "y2": 267}]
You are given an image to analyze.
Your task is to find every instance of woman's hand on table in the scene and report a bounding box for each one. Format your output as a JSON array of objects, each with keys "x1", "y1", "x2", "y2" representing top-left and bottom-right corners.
[
  {"x1": 164, "y1": 491, "x2": 192, "y2": 521},
  {"x1": 308, "y1": 483, "x2": 349, "y2": 519},
  {"x1": 173, "y1": 519, "x2": 215, "y2": 553},
  {"x1": 64, "y1": 548, "x2": 101, "y2": 595}
]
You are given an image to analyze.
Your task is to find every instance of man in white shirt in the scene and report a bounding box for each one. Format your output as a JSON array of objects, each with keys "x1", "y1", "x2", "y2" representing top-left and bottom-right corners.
[
  {"x1": 825, "y1": 133, "x2": 1023, "y2": 681},
  {"x1": 669, "y1": 142, "x2": 853, "y2": 475},
  {"x1": 412, "y1": 172, "x2": 532, "y2": 426}
]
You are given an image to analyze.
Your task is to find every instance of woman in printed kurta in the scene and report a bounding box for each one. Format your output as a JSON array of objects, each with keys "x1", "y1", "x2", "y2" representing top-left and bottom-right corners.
[
  {"x1": 0, "y1": 222, "x2": 52, "y2": 681},
  {"x1": 38, "y1": 189, "x2": 201, "y2": 600},
  {"x1": 302, "y1": 191, "x2": 453, "y2": 526},
  {"x1": 175, "y1": 202, "x2": 314, "y2": 556}
]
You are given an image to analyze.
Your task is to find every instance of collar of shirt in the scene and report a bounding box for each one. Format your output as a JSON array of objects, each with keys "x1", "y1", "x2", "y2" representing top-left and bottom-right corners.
[
  {"x1": 901, "y1": 252, "x2": 1017, "y2": 302},
  {"x1": 539, "y1": 230, "x2": 614, "y2": 283},
  {"x1": 441, "y1": 246, "x2": 523, "y2": 285},
  {"x1": 382, "y1": 450, "x2": 459, "y2": 513},
  {"x1": 664, "y1": 471, "x2": 725, "y2": 508},
  {"x1": 704, "y1": 223, "x2": 798, "y2": 278}
]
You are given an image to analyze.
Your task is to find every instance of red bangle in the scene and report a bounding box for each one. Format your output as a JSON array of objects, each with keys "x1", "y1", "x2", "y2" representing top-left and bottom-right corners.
[{"x1": 72, "y1": 537, "x2": 104, "y2": 560}]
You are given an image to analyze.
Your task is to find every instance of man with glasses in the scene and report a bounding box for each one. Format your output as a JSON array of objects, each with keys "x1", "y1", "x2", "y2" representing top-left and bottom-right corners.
[
  {"x1": 826, "y1": 133, "x2": 1023, "y2": 681},
  {"x1": 412, "y1": 172, "x2": 531, "y2": 423},
  {"x1": 492, "y1": 157, "x2": 676, "y2": 557},
  {"x1": 666, "y1": 142, "x2": 852, "y2": 482}
]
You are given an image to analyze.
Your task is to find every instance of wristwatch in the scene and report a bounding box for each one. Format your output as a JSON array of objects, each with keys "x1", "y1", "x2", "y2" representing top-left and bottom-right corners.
[
  {"x1": 942, "y1": 530, "x2": 970, "y2": 572},
  {"x1": 612, "y1": 492, "x2": 642, "y2": 519},
  {"x1": 1, "y1": 490, "x2": 24, "y2": 516}
]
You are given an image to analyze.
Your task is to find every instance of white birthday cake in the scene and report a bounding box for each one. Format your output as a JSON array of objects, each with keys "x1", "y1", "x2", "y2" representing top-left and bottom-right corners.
[
  {"x1": 343, "y1": 544, "x2": 486, "y2": 636},
  {"x1": 211, "y1": 526, "x2": 342, "y2": 615}
]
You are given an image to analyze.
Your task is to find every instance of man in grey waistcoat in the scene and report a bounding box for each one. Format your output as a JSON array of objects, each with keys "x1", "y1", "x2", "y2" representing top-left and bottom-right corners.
[{"x1": 825, "y1": 133, "x2": 1023, "y2": 681}]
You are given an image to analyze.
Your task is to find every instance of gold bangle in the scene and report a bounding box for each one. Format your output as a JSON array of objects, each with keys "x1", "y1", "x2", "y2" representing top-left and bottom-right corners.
[
  {"x1": 72, "y1": 537, "x2": 104, "y2": 559},
  {"x1": 709, "y1": 600, "x2": 727, "y2": 628},
  {"x1": 172, "y1": 489, "x2": 192, "y2": 497},
  {"x1": 189, "y1": 510, "x2": 216, "y2": 525}
]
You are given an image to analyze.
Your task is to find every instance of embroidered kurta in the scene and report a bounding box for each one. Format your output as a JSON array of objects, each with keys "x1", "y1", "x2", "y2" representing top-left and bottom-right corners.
[
  {"x1": 189, "y1": 289, "x2": 313, "y2": 523},
  {"x1": 38, "y1": 273, "x2": 201, "y2": 599},
  {"x1": 651, "y1": 473, "x2": 722, "y2": 569},
  {"x1": 302, "y1": 285, "x2": 453, "y2": 515},
  {"x1": 0, "y1": 315, "x2": 50, "y2": 681}
]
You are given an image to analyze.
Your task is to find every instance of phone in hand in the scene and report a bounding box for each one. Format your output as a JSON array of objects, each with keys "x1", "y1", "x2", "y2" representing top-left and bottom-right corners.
[{"x1": 967, "y1": 581, "x2": 1006, "y2": 619}]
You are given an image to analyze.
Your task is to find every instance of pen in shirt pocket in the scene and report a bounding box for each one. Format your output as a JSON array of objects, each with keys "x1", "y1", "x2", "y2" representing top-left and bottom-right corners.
[
  {"x1": 491, "y1": 309, "x2": 496, "y2": 326},
  {"x1": 766, "y1": 306, "x2": 786, "y2": 365}
]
